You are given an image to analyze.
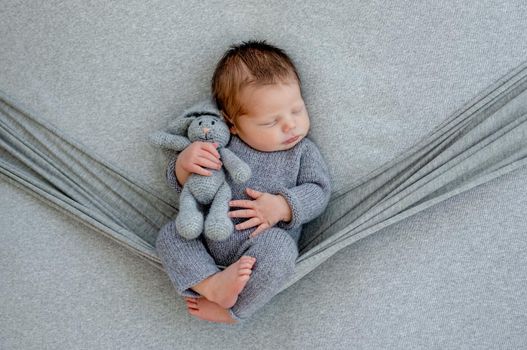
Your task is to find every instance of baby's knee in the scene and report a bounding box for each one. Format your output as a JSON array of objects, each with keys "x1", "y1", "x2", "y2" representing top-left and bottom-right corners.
[{"x1": 251, "y1": 229, "x2": 298, "y2": 274}]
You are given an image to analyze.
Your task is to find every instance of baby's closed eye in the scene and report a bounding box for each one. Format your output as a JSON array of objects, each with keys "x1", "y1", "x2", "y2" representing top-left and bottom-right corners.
[{"x1": 259, "y1": 120, "x2": 277, "y2": 127}]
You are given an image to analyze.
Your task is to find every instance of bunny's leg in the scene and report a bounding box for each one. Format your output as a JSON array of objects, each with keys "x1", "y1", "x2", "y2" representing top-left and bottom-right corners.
[
  {"x1": 176, "y1": 186, "x2": 203, "y2": 239},
  {"x1": 204, "y1": 181, "x2": 234, "y2": 241}
]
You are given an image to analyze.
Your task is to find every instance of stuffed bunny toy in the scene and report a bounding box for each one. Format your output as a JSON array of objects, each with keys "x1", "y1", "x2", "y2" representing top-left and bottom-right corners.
[{"x1": 149, "y1": 99, "x2": 251, "y2": 241}]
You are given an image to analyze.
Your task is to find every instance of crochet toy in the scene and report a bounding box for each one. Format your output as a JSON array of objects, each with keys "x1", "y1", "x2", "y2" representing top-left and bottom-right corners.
[{"x1": 149, "y1": 99, "x2": 251, "y2": 241}]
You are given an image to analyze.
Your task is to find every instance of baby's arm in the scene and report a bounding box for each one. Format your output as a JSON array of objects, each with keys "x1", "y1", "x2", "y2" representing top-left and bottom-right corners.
[
  {"x1": 229, "y1": 140, "x2": 331, "y2": 236},
  {"x1": 275, "y1": 140, "x2": 331, "y2": 231},
  {"x1": 166, "y1": 141, "x2": 222, "y2": 192}
]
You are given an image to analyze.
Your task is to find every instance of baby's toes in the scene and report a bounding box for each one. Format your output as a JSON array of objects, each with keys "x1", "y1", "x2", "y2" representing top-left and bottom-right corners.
[
  {"x1": 238, "y1": 268, "x2": 253, "y2": 277},
  {"x1": 240, "y1": 256, "x2": 256, "y2": 263},
  {"x1": 187, "y1": 307, "x2": 199, "y2": 316},
  {"x1": 240, "y1": 259, "x2": 256, "y2": 268},
  {"x1": 187, "y1": 303, "x2": 199, "y2": 311},
  {"x1": 185, "y1": 299, "x2": 198, "y2": 308},
  {"x1": 240, "y1": 260, "x2": 255, "y2": 269}
]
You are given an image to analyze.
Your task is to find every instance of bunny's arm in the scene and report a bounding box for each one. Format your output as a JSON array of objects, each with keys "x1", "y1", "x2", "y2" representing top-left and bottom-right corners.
[
  {"x1": 148, "y1": 131, "x2": 190, "y2": 152},
  {"x1": 219, "y1": 148, "x2": 251, "y2": 184}
]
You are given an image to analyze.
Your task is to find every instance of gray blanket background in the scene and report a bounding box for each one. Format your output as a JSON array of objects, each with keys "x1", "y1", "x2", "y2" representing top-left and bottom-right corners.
[{"x1": 2, "y1": 1, "x2": 527, "y2": 349}]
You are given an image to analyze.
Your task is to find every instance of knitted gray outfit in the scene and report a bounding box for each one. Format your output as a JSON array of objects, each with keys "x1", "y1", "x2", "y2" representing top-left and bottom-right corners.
[{"x1": 156, "y1": 134, "x2": 331, "y2": 322}]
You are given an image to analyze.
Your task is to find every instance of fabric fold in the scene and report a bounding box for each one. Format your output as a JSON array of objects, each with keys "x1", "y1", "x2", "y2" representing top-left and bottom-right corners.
[{"x1": 1, "y1": 60, "x2": 526, "y2": 295}]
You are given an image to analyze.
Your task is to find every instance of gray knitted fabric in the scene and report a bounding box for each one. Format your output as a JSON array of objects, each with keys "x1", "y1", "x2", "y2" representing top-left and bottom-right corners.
[{"x1": 155, "y1": 134, "x2": 332, "y2": 321}]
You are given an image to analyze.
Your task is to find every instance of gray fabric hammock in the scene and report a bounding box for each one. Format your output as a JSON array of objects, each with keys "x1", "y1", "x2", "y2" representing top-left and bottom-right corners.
[{"x1": 1, "y1": 60, "x2": 526, "y2": 294}]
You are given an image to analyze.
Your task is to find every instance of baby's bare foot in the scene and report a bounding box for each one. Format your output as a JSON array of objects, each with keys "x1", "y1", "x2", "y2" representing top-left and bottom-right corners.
[
  {"x1": 194, "y1": 255, "x2": 256, "y2": 309},
  {"x1": 185, "y1": 297, "x2": 237, "y2": 324}
]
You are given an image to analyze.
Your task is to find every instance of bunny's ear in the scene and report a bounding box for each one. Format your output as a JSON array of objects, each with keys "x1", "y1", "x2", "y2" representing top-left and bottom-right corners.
[
  {"x1": 166, "y1": 115, "x2": 195, "y2": 135},
  {"x1": 166, "y1": 97, "x2": 220, "y2": 135}
]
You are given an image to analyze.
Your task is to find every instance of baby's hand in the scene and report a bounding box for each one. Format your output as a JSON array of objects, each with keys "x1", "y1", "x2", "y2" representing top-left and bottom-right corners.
[
  {"x1": 228, "y1": 188, "x2": 292, "y2": 238},
  {"x1": 175, "y1": 141, "x2": 222, "y2": 185}
]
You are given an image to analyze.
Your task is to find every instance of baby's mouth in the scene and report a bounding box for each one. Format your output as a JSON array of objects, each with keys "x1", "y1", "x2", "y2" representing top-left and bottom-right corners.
[{"x1": 284, "y1": 135, "x2": 300, "y2": 144}]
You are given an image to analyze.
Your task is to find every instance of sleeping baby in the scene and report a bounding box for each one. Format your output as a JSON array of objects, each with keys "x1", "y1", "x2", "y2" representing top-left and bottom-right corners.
[{"x1": 156, "y1": 39, "x2": 331, "y2": 323}]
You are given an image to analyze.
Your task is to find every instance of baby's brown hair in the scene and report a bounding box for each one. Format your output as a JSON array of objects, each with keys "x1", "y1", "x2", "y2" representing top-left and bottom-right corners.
[{"x1": 211, "y1": 40, "x2": 301, "y2": 127}]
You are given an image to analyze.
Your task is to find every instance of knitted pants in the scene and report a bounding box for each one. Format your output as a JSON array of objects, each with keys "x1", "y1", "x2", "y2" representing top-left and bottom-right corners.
[{"x1": 155, "y1": 220, "x2": 299, "y2": 321}]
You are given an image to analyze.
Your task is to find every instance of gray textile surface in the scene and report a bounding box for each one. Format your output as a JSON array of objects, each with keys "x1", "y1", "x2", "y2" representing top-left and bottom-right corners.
[
  {"x1": 2, "y1": 0, "x2": 527, "y2": 349},
  {"x1": 2, "y1": 60, "x2": 525, "y2": 294}
]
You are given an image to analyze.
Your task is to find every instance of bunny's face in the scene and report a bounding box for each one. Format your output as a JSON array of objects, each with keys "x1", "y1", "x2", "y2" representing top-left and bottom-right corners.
[{"x1": 187, "y1": 115, "x2": 231, "y2": 147}]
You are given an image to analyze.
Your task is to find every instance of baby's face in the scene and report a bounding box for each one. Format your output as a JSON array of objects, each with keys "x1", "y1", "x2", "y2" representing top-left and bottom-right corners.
[{"x1": 230, "y1": 81, "x2": 310, "y2": 152}]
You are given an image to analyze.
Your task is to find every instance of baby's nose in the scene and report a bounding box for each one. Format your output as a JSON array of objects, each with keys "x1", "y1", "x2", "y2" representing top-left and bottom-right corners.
[
  {"x1": 283, "y1": 119, "x2": 296, "y2": 131},
  {"x1": 202, "y1": 127, "x2": 210, "y2": 134}
]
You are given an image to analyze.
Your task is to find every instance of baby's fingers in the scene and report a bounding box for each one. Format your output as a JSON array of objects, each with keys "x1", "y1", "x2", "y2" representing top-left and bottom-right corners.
[
  {"x1": 228, "y1": 209, "x2": 257, "y2": 219},
  {"x1": 196, "y1": 155, "x2": 222, "y2": 170},
  {"x1": 200, "y1": 142, "x2": 221, "y2": 160},
  {"x1": 235, "y1": 217, "x2": 260, "y2": 231},
  {"x1": 187, "y1": 164, "x2": 213, "y2": 177},
  {"x1": 229, "y1": 200, "x2": 255, "y2": 209},
  {"x1": 249, "y1": 223, "x2": 270, "y2": 238}
]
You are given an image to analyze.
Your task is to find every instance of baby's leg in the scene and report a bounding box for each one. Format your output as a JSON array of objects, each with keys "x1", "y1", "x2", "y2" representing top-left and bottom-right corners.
[
  {"x1": 156, "y1": 220, "x2": 220, "y2": 297},
  {"x1": 229, "y1": 228, "x2": 298, "y2": 321},
  {"x1": 157, "y1": 220, "x2": 256, "y2": 309}
]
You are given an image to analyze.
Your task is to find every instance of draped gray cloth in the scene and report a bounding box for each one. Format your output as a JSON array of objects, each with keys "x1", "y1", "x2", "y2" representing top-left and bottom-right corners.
[{"x1": 1, "y1": 60, "x2": 526, "y2": 294}]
